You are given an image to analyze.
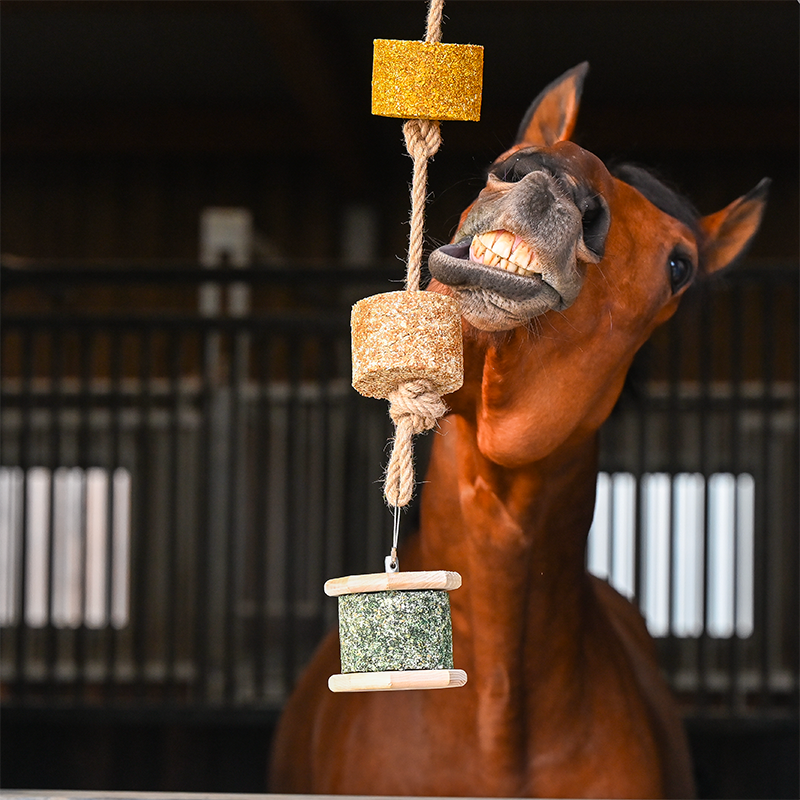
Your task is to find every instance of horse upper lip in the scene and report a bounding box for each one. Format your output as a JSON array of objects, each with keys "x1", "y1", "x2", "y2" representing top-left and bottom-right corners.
[
  {"x1": 429, "y1": 237, "x2": 551, "y2": 300},
  {"x1": 436, "y1": 241, "x2": 471, "y2": 262}
]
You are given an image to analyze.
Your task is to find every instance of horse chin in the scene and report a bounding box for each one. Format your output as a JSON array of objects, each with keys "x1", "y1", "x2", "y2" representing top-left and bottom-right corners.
[
  {"x1": 428, "y1": 242, "x2": 569, "y2": 332},
  {"x1": 457, "y1": 287, "x2": 562, "y2": 331}
]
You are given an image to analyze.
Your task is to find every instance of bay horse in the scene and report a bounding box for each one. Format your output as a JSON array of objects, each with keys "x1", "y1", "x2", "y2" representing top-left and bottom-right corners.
[{"x1": 270, "y1": 63, "x2": 768, "y2": 798}]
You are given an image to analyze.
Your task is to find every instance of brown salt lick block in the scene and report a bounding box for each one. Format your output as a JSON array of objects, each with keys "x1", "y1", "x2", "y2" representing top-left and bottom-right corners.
[{"x1": 351, "y1": 291, "x2": 463, "y2": 400}]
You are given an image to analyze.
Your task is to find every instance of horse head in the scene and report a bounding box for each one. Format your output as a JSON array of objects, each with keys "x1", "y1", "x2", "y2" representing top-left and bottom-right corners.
[{"x1": 428, "y1": 62, "x2": 769, "y2": 468}]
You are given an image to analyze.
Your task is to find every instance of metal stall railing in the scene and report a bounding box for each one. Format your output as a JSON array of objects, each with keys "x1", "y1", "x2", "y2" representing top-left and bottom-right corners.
[
  {"x1": 1, "y1": 261, "x2": 797, "y2": 723},
  {"x1": 0, "y1": 264, "x2": 403, "y2": 710},
  {"x1": 595, "y1": 264, "x2": 799, "y2": 720}
]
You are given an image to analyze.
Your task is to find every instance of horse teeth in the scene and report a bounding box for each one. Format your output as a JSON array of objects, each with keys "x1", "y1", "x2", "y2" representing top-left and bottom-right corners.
[
  {"x1": 493, "y1": 233, "x2": 514, "y2": 260},
  {"x1": 470, "y1": 238, "x2": 487, "y2": 263},
  {"x1": 472, "y1": 231, "x2": 534, "y2": 275}
]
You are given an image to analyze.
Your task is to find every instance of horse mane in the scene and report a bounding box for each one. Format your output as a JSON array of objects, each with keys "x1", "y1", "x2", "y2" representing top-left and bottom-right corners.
[{"x1": 609, "y1": 162, "x2": 700, "y2": 232}]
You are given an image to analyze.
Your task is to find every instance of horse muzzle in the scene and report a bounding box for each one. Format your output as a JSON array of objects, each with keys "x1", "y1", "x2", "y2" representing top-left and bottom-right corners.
[{"x1": 429, "y1": 163, "x2": 610, "y2": 332}]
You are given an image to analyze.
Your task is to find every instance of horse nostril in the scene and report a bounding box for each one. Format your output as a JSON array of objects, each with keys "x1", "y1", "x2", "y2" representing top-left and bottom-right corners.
[{"x1": 489, "y1": 148, "x2": 551, "y2": 184}]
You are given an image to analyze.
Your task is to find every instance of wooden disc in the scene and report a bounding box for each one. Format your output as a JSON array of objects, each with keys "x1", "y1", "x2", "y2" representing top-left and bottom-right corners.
[
  {"x1": 328, "y1": 668, "x2": 467, "y2": 693},
  {"x1": 324, "y1": 570, "x2": 462, "y2": 597}
]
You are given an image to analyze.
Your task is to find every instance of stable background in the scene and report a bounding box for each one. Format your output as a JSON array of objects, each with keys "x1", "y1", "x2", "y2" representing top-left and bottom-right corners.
[{"x1": 1, "y1": 1, "x2": 798, "y2": 798}]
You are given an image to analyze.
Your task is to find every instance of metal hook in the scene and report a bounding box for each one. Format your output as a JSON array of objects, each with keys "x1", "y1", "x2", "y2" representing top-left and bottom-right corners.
[{"x1": 385, "y1": 505, "x2": 401, "y2": 572}]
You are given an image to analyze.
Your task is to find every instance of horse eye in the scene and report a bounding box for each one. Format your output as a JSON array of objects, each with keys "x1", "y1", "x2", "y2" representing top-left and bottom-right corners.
[{"x1": 669, "y1": 254, "x2": 694, "y2": 292}]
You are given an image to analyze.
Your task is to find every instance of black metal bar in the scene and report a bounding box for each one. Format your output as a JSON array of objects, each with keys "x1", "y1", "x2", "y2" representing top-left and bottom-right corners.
[
  {"x1": 317, "y1": 332, "x2": 335, "y2": 641},
  {"x1": 789, "y1": 279, "x2": 800, "y2": 713},
  {"x1": 253, "y1": 332, "x2": 272, "y2": 701},
  {"x1": 665, "y1": 295, "x2": 683, "y2": 684},
  {"x1": 633, "y1": 344, "x2": 651, "y2": 620},
  {"x1": 193, "y1": 326, "x2": 214, "y2": 703},
  {"x1": 696, "y1": 282, "x2": 712, "y2": 712},
  {"x1": 0, "y1": 262, "x2": 406, "y2": 286},
  {"x1": 223, "y1": 327, "x2": 244, "y2": 703},
  {"x1": 281, "y1": 335, "x2": 302, "y2": 695},
  {"x1": 11, "y1": 327, "x2": 35, "y2": 700},
  {"x1": 604, "y1": 399, "x2": 621, "y2": 594},
  {"x1": 0, "y1": 325, "x2": 6, "y2": 664},
  {"x1": 74, "y1": 326, "x2": 95, "y2": 703},
  {"x1": 606, "y1": 469, "x2": 615, "y2": 593},
  {"x1": 132, "y1": 326, "x2": 153, "y2": 700},
  {"x1": 104, "y1": 327, "x2": 124, "y2": 702},
  {"x1": 165, "y1": 327, "x2": 182, "y2": 698},
  {"x1": 728, "y1": 280, "x2": 744, "y2": 714},
  {"x1": 367, "y1": 408, "x2": 396, "y2": 574},
  {"x1": 758, "y1": 277, "x2": 776, "y2": 712},
  {"x1": 45, "y1": 328, "x2": 64, "y2": 701},
  {"x1": 606, "y1": 469, "x2": 614, "y2": 592},
  {"x1": 340, "y1": 376, "x2": 363, "y2": 608},
  {"x1": 2, "y1": 313, "x2": 348, "y2": 335}
]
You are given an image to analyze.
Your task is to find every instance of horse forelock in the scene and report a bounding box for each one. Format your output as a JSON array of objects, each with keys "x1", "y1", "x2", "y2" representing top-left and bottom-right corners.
[{"x1": 610, "y1": 163, "x2": 699, "y2": 228}]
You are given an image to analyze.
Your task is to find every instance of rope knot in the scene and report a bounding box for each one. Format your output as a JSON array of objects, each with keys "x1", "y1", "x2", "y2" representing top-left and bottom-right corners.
[
  {"x1": 384, "y1": 379, "x2": 447, "y2": 507},
  {"x1": 403, "y1": 119, "x2": 442, "y2": 162},
  {"x1": 388, "y1": 379, "x2": 447, "y2": 434}
]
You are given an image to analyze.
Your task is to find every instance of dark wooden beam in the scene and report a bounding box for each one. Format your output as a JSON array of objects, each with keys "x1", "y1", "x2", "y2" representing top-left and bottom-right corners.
[
  {"x1": 240, "y1": 1, "x2": 370, "y2": 188},
  {"x1": 577, "y1": 105, "x2": 799, "y2": 154},
  {"x1": 4, "y1": 102, "x2": 795, "y2": 158},
  {"x1": 450, "y1": 104, "x2": 799, "y2": 156},
  {"x1": 1, "y1": 104, "x2": 311, "y2": 156}
]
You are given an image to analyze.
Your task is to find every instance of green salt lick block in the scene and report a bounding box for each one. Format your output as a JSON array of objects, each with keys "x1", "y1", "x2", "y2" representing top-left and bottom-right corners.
[{"x1": 337, "y1": 589, "x2": 454, "y2": 673}]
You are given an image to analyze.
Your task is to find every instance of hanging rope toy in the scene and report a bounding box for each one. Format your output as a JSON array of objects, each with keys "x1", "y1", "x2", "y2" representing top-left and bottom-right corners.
[{"x1": 327, "y1": 0, "x2": 482, "y2": 693}]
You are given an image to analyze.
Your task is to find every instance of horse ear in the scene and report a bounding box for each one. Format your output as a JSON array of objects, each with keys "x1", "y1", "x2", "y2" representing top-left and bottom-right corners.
[
  {"x1": 699, "y1": 178, "x2": 770, "y2": 274},
  {"x1": 515, "y1": 62, "x2": 589, "y2": 147}
]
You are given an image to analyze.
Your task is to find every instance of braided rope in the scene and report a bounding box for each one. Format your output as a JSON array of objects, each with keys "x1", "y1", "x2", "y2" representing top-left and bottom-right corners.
[
  {"x1": 384, "y1": 0, "x2": 449, "y2": 509},
  {"x1": 385, "y1": 380, "x2": 447, "y2": 507},
  {"x1": 403, "y1": 119, "x2": 442, "y2": 292},
  {"x1": 425, "y1": 0, "x2": 444, "y2": 43}
]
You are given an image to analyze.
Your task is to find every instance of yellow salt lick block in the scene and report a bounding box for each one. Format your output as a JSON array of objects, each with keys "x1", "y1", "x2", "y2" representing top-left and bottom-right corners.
[
  {"x1": 351, "y1": 291, "x2": 463, "y2": 399},
  {"x1": 371, "y1": 39, "x2": 483, "y2": 122}
]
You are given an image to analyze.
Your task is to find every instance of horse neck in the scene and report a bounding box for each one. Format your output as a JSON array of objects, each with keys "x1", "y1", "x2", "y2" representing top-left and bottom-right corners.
[{"x1": 419, "y1": 413, "x2": 601, "y2": 672}]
